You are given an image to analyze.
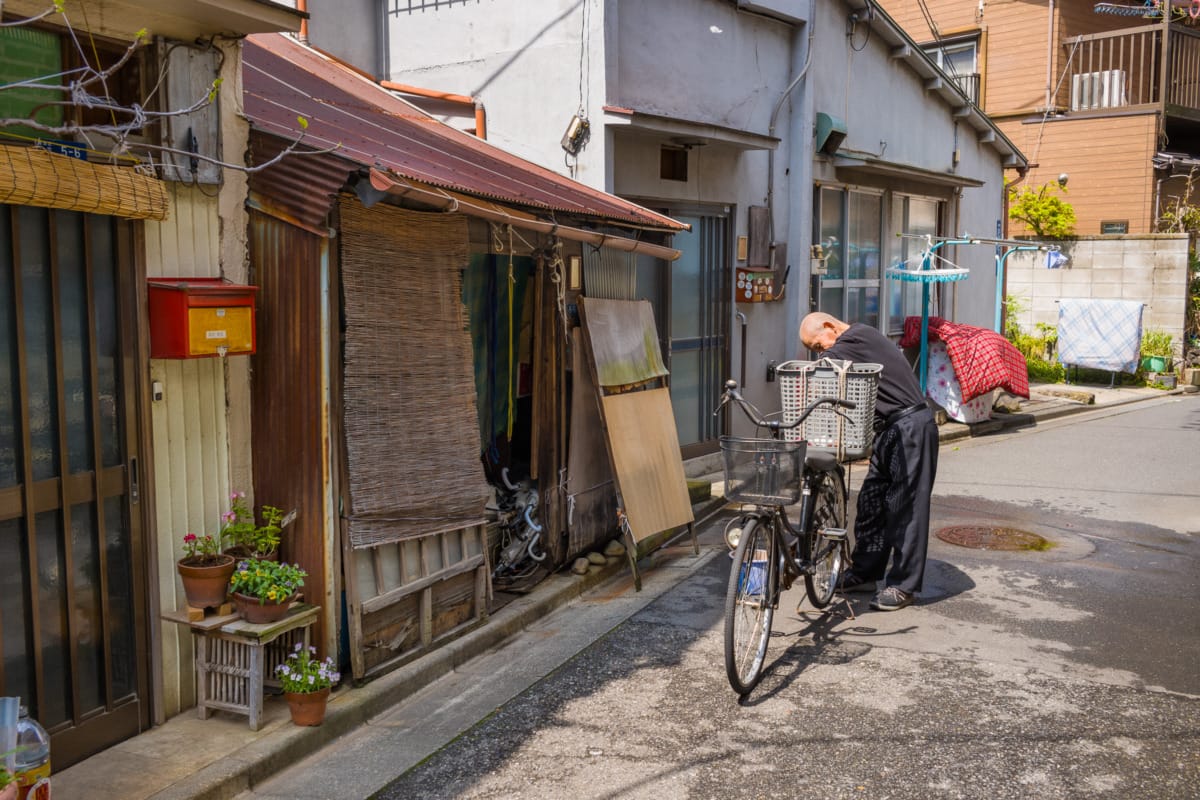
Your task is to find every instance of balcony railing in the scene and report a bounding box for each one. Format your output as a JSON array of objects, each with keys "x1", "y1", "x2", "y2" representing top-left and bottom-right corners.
[
  {"x1": 1061, "y1": 24, "x2": 1200, "y2": 117},
  {"x1": 950, "y1": 72, "x2": 981, "y2": 105}
]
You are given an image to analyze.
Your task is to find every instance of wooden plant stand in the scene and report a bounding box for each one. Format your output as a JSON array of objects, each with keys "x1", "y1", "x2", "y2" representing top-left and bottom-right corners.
[
  {"x1": 163, "y1": 603, "x2": 320, "y2": 730},
  {"x1": 184, "y1": 601, "x2": 233, "y2": 622}
]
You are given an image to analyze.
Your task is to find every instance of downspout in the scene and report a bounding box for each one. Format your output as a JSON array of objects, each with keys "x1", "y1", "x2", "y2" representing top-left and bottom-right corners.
[
  {"x1": 380, "y1": 80, "x2": 488, "y2": 139},
  {"x1": 765, "y1": 0, "x2": 818, "y2": 271},
  {"x1": 1158, "y1": 0, "x2": 1171, "y2": 146},
  {"x1": 1044, "y1": 0, "x2": 1053, "y2": 110},
  {"x1": 297, "y1": 0, "x2": 309, "y2": 45}
]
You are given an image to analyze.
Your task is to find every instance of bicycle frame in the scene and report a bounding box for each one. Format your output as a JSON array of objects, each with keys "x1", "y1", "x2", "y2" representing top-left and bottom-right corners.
[
  {"x1": 738, "y1": 465, "x2": 840, "y2": 612},
  {"x1": 717, "y1": 379, "x2": 852, "y2": 610}
]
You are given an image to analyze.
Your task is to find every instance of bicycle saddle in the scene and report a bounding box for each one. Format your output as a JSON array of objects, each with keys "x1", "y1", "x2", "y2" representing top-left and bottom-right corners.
[{"x1": 804, "y1": 450, "x2": 839, "y2": 473}]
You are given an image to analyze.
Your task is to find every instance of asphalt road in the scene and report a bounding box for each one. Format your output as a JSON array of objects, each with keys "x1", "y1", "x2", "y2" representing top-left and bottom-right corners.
[{"x1": 245, "y1": 394, "x2": 1200, "y2": 800}]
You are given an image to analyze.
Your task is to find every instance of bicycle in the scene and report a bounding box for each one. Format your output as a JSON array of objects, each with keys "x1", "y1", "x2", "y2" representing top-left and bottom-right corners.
[{"x1": 715, "y1": 379, "x2": 857, "y2": 696}]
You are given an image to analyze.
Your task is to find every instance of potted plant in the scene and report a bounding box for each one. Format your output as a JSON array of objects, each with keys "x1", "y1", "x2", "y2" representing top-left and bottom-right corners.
[
  {"x1": 228, "y1": 558, "x2": 306, "y2": 624},
  {"x1": 176, "y1": 532, "x2": 236, "y2": 609},
  {"x1": 1140, "y1": 329, "x2": 1174, "y2": 374},
  {"x1": 275, "y1": 643, "x2": 340, "y2": 726},
  {"x1": 221, "y1": 491, "x2": 286, "y2": 560}
]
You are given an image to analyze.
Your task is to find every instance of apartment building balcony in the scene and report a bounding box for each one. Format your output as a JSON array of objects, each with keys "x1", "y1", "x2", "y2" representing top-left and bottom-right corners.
[
  {"x1": 950, "y1": 72, "x2": 981, "y2": 106},
  {"x1": 1060, "y1": 24, "x2": 1200, "y2": 122}
]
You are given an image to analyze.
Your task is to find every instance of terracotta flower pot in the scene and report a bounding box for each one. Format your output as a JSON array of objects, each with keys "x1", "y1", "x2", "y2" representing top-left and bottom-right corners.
[
  {"x1": 177, "y1": 554, "x2": 236, "y2": 609},
  {"x1": 0, "y1": 781, "x2": 16, "y2": 800},
  {"x1": 232, "y1": 591, "x2": 293, "y2": 624},
  {"x1": 285, "y1": 686, "x2": 330, "y2": 726}
]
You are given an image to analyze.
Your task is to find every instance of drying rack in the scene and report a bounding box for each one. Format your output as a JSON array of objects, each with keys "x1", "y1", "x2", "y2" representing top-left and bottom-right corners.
[{"x1": 886, "y1": 234, "x2": 1059, "y2": 391}]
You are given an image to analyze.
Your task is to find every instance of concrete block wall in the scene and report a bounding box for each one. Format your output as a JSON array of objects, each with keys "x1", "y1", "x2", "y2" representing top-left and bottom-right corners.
[{"x1": 1006, "y1": 235, "x2": 1189, "y2": 358}]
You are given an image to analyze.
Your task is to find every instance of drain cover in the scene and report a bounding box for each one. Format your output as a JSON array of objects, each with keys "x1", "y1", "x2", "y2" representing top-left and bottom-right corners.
[{"x1": 935, "y1": 525, "x2": 1051, "y2": 551}]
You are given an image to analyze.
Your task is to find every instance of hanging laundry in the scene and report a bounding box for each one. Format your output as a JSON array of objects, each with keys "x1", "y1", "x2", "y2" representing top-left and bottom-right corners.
[
  {"x1": 1046, "y1": 250, "x2": 1068, "y2": 269},
  {"x1": 1056, "y1": 298, "x2": 1143, "y2": 373}
]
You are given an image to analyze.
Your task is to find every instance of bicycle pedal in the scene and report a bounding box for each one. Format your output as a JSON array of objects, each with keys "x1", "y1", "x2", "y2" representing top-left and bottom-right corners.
[{"x1": 820, "y1": 527, "x2": 848, "y2": 540}]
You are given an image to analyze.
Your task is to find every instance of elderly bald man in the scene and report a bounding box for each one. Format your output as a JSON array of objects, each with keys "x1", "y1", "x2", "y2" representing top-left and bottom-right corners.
[{"x1": 798, "y1": 312, "x2": 938, "y2": 611}]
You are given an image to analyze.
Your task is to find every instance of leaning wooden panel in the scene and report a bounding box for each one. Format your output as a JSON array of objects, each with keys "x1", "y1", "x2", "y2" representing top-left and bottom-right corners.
[
  {"x1": 600, "y1": 388, "x2": 694, "y2": 542},
  {"x1": 581, "y1": 297, "x2": 669, "y2": 387}
]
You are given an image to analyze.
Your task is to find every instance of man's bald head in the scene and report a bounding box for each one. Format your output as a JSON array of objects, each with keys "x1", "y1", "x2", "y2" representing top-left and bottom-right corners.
[{"x1": 799, "y1": 312, "x2": 849, "y2": 353}]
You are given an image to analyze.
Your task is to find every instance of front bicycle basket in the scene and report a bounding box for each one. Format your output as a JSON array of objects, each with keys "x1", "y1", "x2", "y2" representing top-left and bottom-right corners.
[
  {"x1": 719, "y1": 436, "x2": 805, "y2": 506},
  {"x1": 777, "y1": 358, "x2": 881, "y2": 461}
]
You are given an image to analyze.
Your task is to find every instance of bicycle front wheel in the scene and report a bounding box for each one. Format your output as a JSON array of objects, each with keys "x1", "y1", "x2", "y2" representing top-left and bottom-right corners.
[
  {"x1": 805, "y1": 469, "x2": 847, "y2": 609},
  {"x1": 724, "y1": 516, "x2": 776, "y2": 696}
]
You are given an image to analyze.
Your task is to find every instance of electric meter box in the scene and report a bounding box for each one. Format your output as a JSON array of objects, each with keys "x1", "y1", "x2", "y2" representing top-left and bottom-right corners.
[{"x1": 148, "y1": 278, "x2": 257, "y2": 358}]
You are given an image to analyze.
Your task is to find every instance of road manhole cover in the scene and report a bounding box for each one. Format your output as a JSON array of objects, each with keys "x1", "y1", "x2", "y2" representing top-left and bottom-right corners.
[{"x1": 935, "y1": 525, "x2": 1052, "y2": 551}]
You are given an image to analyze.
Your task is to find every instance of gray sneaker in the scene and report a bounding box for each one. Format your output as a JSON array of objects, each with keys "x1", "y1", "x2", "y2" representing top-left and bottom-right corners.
[{"x1": 870, "y1": 586, "x2": 914, "y2": 611}]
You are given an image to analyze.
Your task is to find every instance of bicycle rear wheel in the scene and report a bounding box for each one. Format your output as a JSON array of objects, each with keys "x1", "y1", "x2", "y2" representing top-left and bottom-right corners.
[
  {"x1": 724, "y1": 516, "x2": 776, "y2": 695},
  {"x1": 804, "y1": 469, "x2": 847, "y2": 609}
]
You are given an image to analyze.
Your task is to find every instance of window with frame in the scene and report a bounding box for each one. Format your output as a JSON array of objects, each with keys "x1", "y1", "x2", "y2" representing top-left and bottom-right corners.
[
  {"x1": 815, "y1": 187, "x2": 944, "y2": 334},
  {"x1": 923, "y1": 36, "x2": 980, "y2": 105},
  {"x1": 888, "y1": 195, "x2": 943, "y2": 335},
  {"x1": 816, "y1": 186, "x2": 882, "y2": 329},
  {"x1": 0, "y1": 25, "x2": 148, "y2": 145}
]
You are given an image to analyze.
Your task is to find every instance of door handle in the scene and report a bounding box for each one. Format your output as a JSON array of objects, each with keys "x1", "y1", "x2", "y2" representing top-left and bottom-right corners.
[{"x1": 129, "y1": 457, "x2": 139, "y2": 504}]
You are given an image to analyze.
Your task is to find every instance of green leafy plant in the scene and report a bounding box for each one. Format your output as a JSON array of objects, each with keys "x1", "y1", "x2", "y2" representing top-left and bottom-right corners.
[
  {"x1": 275, "y1": 643, "x2": 339, "y2": 694},
  {"x1": 1141, "y1": 328, "x2": 1174, "y2": 358},
  {"x1": 1008, "y1": 181, "x2": 1076, "y2": 238},
  {"x1": 180, "y1": 532, "x2": 225, "y2": 566},
  {"x1": 0, "y1": 766, "x2": 12, "y2": 789},
  {"x1": 221, "y1": 491, "x2": 285, "y2": 558},
  {"x1": 228, "y1": 558, "x2": 305, "y2": 604}
]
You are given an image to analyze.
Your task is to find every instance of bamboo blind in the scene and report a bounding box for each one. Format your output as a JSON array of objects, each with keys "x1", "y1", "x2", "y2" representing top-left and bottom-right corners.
[
  {"x1": 339, "y1": 197, "x2": 490, "y2": 548},
  {"x1": 0, "y1": 144, "x2": 169, "y2": 220}
]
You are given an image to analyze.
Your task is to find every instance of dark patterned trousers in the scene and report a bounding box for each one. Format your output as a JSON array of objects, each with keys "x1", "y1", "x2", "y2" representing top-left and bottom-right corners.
[{"x1": 851, "y1": 408, "x2": 939, "y2": 594}]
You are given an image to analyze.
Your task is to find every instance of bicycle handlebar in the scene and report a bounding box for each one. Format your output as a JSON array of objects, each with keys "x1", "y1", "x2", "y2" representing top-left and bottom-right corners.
[{"x1": 714, "y1": 378, "x2": 856, "y2": 433}]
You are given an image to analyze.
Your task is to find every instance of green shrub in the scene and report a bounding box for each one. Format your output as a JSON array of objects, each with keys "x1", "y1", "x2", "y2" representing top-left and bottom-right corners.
[
  {"x1": 1141, "y1": 328, "x2": 1174, "y2": 358},
  {"x1": 1008, "y1": 181, "x2": 1076, "y2": 238},
  {"x1": 1027, "y1": 358, "x2": 1065, "y2": 383}
]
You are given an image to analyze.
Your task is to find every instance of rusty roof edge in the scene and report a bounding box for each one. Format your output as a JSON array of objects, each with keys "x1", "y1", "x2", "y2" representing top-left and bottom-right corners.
[{"x1": 245, "y1": 34, "x2": 689, "y2": 234}]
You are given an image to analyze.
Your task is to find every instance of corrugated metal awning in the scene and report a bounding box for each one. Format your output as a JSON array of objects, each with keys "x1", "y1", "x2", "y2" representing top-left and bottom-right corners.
[{"x1": 242, "y1": 34, "x2": 687, "y2": 234}]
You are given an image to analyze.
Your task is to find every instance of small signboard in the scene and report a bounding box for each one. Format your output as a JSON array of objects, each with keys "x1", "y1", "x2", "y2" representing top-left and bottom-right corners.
[{"x1": 1100, "y1": 220, "x2": 1128, "y2": 234}]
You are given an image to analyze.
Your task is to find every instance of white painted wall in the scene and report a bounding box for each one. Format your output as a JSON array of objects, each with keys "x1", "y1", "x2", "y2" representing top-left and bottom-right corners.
[{"x1": 387, "y1": 0, "x2": 606, "y2": 181}]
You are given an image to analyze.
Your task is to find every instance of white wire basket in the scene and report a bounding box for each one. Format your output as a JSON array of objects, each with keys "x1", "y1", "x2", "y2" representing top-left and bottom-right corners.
[{"x1": 777, "y1": 358, "x2": 881, "y2": 461}]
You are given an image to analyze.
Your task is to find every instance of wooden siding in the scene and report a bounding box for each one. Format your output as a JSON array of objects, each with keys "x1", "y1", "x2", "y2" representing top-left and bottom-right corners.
[
  {"x1": 1001, "y1": 113, "x2": 1157, "y2": 234},
  {"x1": 880, "y1": 1, "x2": 1134, "y2": 116},
  {"x1": 143, "y1": 183, "x2": 230, "y2": 717}
]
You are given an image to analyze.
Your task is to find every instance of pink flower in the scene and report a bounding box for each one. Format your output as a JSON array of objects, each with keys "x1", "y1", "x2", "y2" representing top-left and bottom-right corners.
[
  {"x1": 222, "y1": 510, "x2": 236, "y2": 523},
  {"x1": 183, "y1": 533, "x2": 197, "y2": 544}
]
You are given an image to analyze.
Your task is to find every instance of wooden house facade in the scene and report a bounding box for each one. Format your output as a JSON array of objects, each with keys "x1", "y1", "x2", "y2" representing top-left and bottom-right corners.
[
  {"x1": 241, "y1": 34, "x2": 688, "y2": 681},
  {"x1": 878, "y1": 0, "x2": 1200, "y2": 234}
]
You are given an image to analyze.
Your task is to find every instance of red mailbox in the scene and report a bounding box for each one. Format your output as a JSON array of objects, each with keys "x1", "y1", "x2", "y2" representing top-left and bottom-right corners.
[{"x1": 148, "y1": 278, "x2": 258, "y2": 359}]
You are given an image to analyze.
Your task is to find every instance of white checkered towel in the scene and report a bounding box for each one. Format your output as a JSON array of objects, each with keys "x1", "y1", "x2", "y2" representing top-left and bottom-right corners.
[{"x1": 1056, "y1": 299, "x2": 1143, "y2": 373}]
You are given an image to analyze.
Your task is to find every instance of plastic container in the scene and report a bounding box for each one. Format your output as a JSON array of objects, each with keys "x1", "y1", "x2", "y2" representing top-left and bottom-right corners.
[
  {"x1": 14, "y1": 706, "x2": 49, "y2": 800},
  {"x1": 777, "y1": 358, "x2": 882, "y2": 461}
]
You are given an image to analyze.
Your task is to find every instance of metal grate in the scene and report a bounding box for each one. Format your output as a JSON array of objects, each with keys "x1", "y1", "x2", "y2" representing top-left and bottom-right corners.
[
  {"x1": 935, "y1": 525, "x2": 1051, "y2": 551},
  {"x1": 390, "y1": 0, "x2": 480, "y2": 13}
]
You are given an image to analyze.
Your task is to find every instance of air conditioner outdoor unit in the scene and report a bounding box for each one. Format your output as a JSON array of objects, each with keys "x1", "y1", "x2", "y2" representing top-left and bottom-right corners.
[{"x1": 1070, "y1": 69, "x2": 1128, "y2": 111}]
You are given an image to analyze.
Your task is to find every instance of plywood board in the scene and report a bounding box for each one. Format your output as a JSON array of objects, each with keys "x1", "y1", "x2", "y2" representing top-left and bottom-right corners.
[
  {"x1": 600, "y1": 388, "x2": 694, "y2": 542},
  {"x1": 580, "y1": 297, "x2": 668, "y2": 387},
  {"x1": 567, "y1": 329, "x2": 617, "y2": 557}
]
